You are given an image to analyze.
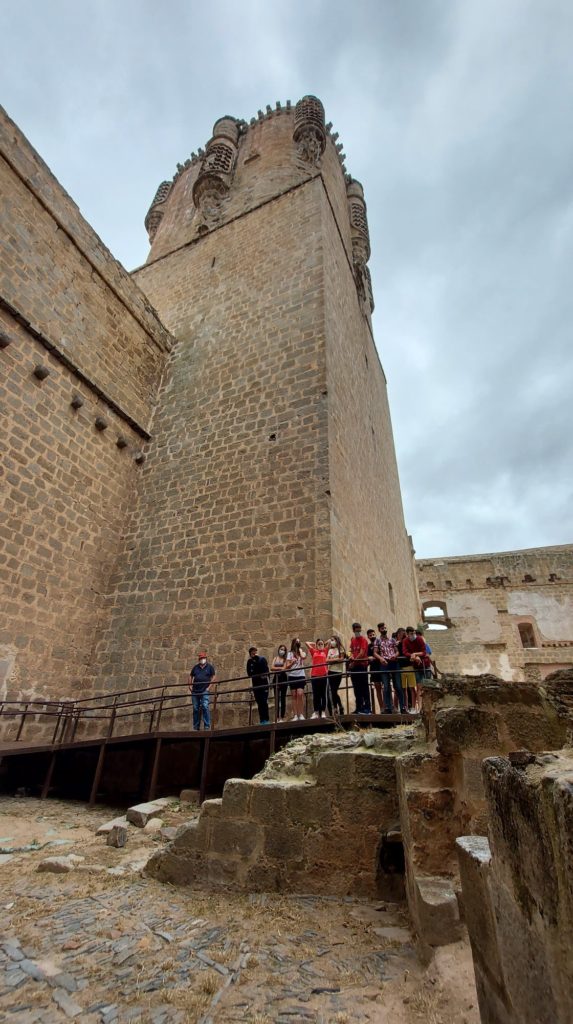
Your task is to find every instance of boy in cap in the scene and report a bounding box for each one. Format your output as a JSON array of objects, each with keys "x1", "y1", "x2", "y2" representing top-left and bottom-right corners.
[{"x1": 189, "y1": 651, "x2": 217, "y2": 730}]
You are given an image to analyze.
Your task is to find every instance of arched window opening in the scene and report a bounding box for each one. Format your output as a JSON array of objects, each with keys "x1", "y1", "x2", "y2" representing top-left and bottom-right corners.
[
  {"x1": 422, "y1": 600, "x2": 451, "y2": 630},
  {"x1": 518, "y1": 623, "x2": 536, "y2": 649}
]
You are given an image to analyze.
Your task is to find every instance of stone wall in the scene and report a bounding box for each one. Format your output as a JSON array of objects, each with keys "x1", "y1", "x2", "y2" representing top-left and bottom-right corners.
[
  {"x1": 457, "y1": 750, "x2": 573, "y2": 1024},
  {"x1": 0, "y1": 106, "x2": 172, "y2": 701},
  {"x1": 398, "y1": 669, "x2": 571, "y2": 953},
  {"x1": 146, "y1": 669, "x2": 573, "y2": 956},
  {"x1": 417, "y1": 545, "x2": 573, "y2": 681},
  {"x1": 146, "y1": 729, "x2": 413, "y2": 899},
  {"x1": 93, "y1": 100, "x2": 418, "y2": 691}
]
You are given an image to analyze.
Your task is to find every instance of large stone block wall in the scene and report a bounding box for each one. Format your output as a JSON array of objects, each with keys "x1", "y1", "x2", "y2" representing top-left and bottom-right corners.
[
  {"x1": 94, "y1": 108, "x2": 418, "y2": 689},
  {"x1": 92, "y1": 179, "x2": 331, "y2": 691},
  {"x1": 417, "y1": 545, "x2": 573, "y2": 681},
  {"x1": 147, "y1": 735, "x2": 406, "y2": 899},
  {"x1": 0, "y1": 108, "x2": 172, "y2": 701},
  {"x1": 0, "y1": 107, "x2": 171, "y2": 430},
  {"x1": 457, "y1": 751, "x2": 573, "y2": 1024},
  {"x1": 321, "y1": 185, "x2": 419, "y2": 634}
]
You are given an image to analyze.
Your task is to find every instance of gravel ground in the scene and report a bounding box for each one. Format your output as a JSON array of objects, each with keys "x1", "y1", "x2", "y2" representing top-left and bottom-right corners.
[{"x1": 0, "y1": 796, "x2": 479, "y2": 1024}]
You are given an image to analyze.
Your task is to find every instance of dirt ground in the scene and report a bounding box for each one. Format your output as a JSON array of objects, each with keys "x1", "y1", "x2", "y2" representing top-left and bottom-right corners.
[{"x1": 0, "y1": 796, "x2": 480, "y2": 1024}]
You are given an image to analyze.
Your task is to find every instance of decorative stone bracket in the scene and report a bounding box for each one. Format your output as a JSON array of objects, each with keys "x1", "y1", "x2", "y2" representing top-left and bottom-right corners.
[
  {"x1": 144, "y1": 181, "x2": 172, "y2": 244},
  {"x1": 347, "y1": 179, "x2": 374, "y2": 314},
  {"x1": 293, "y1": 95, "x2": 326, "y2": 168},
  {"x1": 192, "y1": 116, "x2": 239, "y2": 235}
]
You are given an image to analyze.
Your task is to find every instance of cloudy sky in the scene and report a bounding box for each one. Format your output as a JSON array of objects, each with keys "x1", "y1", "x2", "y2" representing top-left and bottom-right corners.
[{"x1": 1, "y1": 0, "x2": 571, "y2": 559}]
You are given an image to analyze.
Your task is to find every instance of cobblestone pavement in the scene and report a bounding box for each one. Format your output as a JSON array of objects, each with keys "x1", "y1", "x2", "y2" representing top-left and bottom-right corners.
[{"x1": 0, "y1": 798, "x2": 479, "y2": 1024}]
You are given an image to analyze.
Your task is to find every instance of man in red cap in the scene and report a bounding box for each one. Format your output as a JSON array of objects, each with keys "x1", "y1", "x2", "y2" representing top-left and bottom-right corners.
[{"x1": 189, "y1": 651, "x2": 217, "y2": 730}]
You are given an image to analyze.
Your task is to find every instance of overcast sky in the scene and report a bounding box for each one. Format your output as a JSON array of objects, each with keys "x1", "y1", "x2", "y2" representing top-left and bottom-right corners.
[{"x1": 1, "y1": 0, "x2": 571, "y2": 559}]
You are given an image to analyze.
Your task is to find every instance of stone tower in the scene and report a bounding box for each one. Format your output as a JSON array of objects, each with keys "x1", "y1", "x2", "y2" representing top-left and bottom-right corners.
[{"x1": 91, "y1": 95, "x2": 419, "y2": 688}]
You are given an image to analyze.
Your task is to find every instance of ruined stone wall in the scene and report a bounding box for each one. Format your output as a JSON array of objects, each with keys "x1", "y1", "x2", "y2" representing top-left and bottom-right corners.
[
  {"x1": 458, "y1": 751, "x2": 573, "y2": 1024},
  {"x1": 417, "y1": 545, "x2": 573, "y2": 681},
  {"x1": 147, "y1": 730, "x2": 409, "y2": 899},
  {"x1": 0, "y1": 107, "x2": 172, "y2": 701}
]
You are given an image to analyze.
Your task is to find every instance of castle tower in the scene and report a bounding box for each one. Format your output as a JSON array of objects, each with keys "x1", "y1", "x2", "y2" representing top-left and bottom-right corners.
[{"x1": 93, "y1": 96, "x2": 419, "y2": 688}]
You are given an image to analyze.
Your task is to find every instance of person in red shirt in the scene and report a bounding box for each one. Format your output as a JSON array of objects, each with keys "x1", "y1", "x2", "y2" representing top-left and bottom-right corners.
[
  {"x1": 349, "y1": 622, "x2": 371, "y2": 714},
  {"x1": 402, "y1": 626, "x2": 431, "y2": 700},
  {"x1": 307, "y1": 639, "x2": 329, "y2": 719}
]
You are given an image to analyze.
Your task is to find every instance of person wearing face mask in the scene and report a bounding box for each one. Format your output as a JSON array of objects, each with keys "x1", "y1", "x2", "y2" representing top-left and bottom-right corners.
[
  {"x1": 326, "y1": 635, "x2": 346, "y2": 715},
  {"x1": 306, "y1": 638, "x2": 329, "y2": 719},
  {"x1": 285, "y1": 638, "x2": 307, "y2": 720},
  {"x1": 189, "y1": 651, "x2": 217, "y2": 730},
  {"x1": 271, "y1": 644, "x2": 289, "y2": 722},
  {"x1": 349, "y1": 622, "x2": 371, "y2": 715}
]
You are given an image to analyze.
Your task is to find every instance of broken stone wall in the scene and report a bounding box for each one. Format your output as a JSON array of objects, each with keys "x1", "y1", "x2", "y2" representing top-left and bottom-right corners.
[
  {"x1": 416, "y1": 545, "x2": 573, "y2": 681},
  {"x1": 146, "y1": 730, "x2": 415, "y2": 900},
  {"x1": 457, "y1": 751, "x2": 573, "y2": 1024},
  {"x1": 398, "y1": 670, "x2": 571, "y2": 952}
]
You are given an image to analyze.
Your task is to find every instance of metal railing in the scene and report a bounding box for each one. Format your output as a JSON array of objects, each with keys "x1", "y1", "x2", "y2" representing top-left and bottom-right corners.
[{"x1": 0, "y1": 663, "x2": 434, "y2": 748}]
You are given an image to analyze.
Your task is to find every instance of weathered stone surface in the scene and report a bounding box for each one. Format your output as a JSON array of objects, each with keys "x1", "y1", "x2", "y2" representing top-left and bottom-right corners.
[
  {"x1": 96, "y1": 816, "x2": 128, "y2": 836},
  {"x1": 413, "y1": 876, "x2": 462, "y2": 947},
  {"x1": 221, "y1": 778, "x2": 252, "y2": 817},
  {"x1": 37, "y1": 854, "x2": 84, "y2": 873},
  {"x1": 143, "y1": 818, "x2": 164, "y2": 834},
  {"x1": 179, "y1": 789, "x2": 200, "y2": 805},
  {"x1": 459, "y1": 752, "x2": 573, "y2": 1023},
  {"x1": 126, "y1": 799, "x2": 171, "y2": 828},
  {"x1": 435, "y1": 706, "x2": 500, "y2": 754},
  {"x1": 106, "y1": 826, "x2": 128, "y2": 848}
]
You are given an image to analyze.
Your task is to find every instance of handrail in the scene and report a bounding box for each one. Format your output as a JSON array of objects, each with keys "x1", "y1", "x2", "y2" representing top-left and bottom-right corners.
[{"x1": 0, "y1": 663, "x2": 434, "y2": 746}]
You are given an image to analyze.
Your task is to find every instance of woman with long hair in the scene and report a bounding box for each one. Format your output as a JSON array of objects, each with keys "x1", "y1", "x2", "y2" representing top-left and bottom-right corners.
[
  {"x1": 306, "y1": 638, "x2": 329, "y2": 718},
  {"x1": 285, "y1": 638, "x2": 307, "y2": 720},
  {"x1": 326, "y1": 635, "x2": 346, "y2": 715},
  {"x1": 271, "y1": 643, "x2": 289, "y2": 722}
]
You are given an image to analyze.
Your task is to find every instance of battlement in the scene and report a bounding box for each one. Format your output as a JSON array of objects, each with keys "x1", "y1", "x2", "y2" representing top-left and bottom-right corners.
[{"x1": 142, "y1": 95, "x2": 374, "y2": 316}]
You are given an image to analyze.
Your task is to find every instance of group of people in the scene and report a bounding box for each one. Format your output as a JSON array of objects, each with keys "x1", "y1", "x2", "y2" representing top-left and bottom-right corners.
[{"x1": 188, "y1": 623, "x2": 433, "y2": 730}]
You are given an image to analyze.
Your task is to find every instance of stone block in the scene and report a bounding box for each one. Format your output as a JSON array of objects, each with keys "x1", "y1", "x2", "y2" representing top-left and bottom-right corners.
[
  {"x1": 179, "y1": 789, "x2": 200, "y2": 805},
  {"x1": 414, "y1": 875, "x2": 462, "y2": 946},
  {"x1": 221, "y1": 778, "x2": 252, "y2": 817},
  {"x1": 333, "y1": 787, "x2": 397, "y2": 828},
  {"x1": 210, "y1": 818, "x2": 262, "y2": 859},
  {"x1": 456, "y1": 836, "x2": 510, "y2": 1021},
  {"x1": 171, "y1": 820, "x2": 206, "y2": 855},
  {"x1": 126, "y1": 798, "x2": 172, "y2": 828},
  {"x1": 106, "y1": 825, "x2": 128, "y2": 848},
  {"x1": 207, "y1": 855, "x2": 243, "y2": 888},
  {"x1": 96, "y1": 815, "x2": 128, "y2": 836},
  {"x1": 314, "y1": 749, "x2": 353, "y2": 787},
  {"x1": 351, "y1": 752, "x2": 397, "y2": 790},
  {"x1": 285, "y1": 783, "x2": 332, "y2": 826},
  {"x1": 435, "y1": 706, "x2": 500, "y2": 754},
  {"x1": 263, "y1": 824, "x2": 303, "y2": 861},
  {"x1": 249, "y1": 781, "x2": 289, "y2": 823}
]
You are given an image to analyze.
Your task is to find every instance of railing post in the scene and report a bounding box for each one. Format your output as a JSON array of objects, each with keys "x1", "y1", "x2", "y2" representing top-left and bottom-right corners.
[
  {"x1": 212, "y1": 683, "x2": 219, "y2": 730},
  {"x1": 15, "y1": 702, "x2": 29, "y2": 742},
  {"x1": 154, "y1": 687, "x2": 165, "y2": 733},
  {"x1": 107, "y1": 697, "x2": 117, "y2": 739},
  {"x1": 52, "y1": 704, "x2": 64, "y2": 745}
]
